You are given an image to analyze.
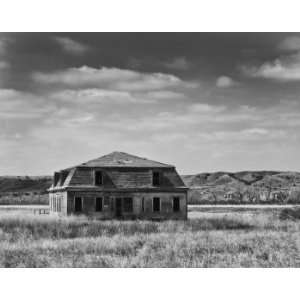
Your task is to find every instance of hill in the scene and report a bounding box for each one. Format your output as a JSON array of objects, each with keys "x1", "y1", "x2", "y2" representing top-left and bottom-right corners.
[
  {"x1": 0, "y1": 176, "x2": 52, "y2": 205},
  {"x1": 0, "y1": 176, "x2": 52, "y2": 193},
  {"x1": 182, "y1": 171, "x2": 300, "y2": 204}
]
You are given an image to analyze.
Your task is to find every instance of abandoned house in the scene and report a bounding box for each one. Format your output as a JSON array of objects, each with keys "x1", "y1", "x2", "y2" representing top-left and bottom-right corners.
[{"x1": 48, "y1": 152, "x2": 188, "y2": 219}]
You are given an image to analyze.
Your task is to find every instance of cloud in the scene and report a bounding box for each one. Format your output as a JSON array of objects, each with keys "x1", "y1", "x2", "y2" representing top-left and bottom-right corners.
[
  {"x1": 53, "y1": 36, "x2": 90, "y2": 55},
  {"x1": 51, "y1": 88, "x2": 155, "y2": 104},
  {"x1": 242, "y1": 36, "x2": 300, "y2": 81},
  {"x1": 164, "y1": 57, "x2": 190, "y2": 70},
  {"x1": 278, "y1": 36, "x2": 300, "y2": 51},
  {"x1": 241, "y1": 56, "x2": 300, "y2": 81},
  {"x1": 32, "y1": 66, "x2": 195, "y2": 91},
  {"x1": 0, "y1": 89, "x2": 55, "y2": 119},
  {"x1": 144, "y1": 91, "x2": 185, "y2": 100},
  {"x1": 0, "y1": 61, "x2": 10, "y2": 69},
  {"x1": 188, "y1": 103, "x2": 226, "y2": 113},
  {"x1": 216, "y1": 76, "x2": 237, "y2": 88}
]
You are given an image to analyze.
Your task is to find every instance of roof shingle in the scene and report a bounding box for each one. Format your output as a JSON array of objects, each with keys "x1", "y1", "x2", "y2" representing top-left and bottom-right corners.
[{"x1": 62, "y1": 152, "x2": 174, "y2": 170}]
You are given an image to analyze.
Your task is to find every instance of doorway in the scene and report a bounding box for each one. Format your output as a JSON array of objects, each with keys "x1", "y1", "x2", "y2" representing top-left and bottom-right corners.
[
  {"x1": 115, "y1": 197, "x2": 122, "y2": 217},
  {"x1": 74, "y1": 197, "x2": 82, "y2": 212}
]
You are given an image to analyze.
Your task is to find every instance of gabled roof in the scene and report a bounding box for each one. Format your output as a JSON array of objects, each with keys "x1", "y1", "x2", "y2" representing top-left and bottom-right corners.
[{"x1": 62, "y1": 152, "x2": 174, "y2": 170}]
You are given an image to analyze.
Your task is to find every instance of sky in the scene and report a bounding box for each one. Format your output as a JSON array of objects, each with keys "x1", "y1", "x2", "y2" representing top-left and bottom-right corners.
[{"x1": 1, "y1": 32, "x2": 300, "y2": 175}]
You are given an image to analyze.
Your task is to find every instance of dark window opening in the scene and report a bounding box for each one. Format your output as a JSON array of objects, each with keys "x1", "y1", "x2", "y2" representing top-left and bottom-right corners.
[
  {"x1": 74, "y1": 197, "x2": 82, "y2": 212},
  {"x1": 60, "y1": 171, "x2": 69, "y2": 186},
  {"x1": 95, "y1": 197, "x2": 103, "y2": 212},
  {"x1": 173, "y1": 197, "x2": 180, "y2": 212},
  {"x1": 142, "y1": 197, "x2": 144, "y2": 212},
  {"x1": 123, "y1": 197, "x2": 133, "y2": 212},
  {"x1": 95, "y1": 171, "x2": 103, "y2": 185},
  {"x1": 54, "y1": 172, "x2": 60, "y2": 186},
  {"x1": 153, "y1": 172, "x2": 160, "y2": 186},
  {"x1": 153, "y1": 197, "x2": 160, "y2": 212}
]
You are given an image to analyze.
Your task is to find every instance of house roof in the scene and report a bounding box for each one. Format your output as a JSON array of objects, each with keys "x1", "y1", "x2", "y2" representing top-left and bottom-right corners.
[{"x1": 62, "y1": 151, "x2": 175, "y2": 171}]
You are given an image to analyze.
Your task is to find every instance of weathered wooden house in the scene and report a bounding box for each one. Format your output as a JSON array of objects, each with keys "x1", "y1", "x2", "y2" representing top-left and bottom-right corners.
[{"x1": 48, "y1": 152, "x2": 188, "y2": 219}]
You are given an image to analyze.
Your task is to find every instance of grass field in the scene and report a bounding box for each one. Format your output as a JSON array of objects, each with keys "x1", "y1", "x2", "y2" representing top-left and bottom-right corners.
[{"x1": 0, "y1": 206, "x2": 298, "y2": 267}]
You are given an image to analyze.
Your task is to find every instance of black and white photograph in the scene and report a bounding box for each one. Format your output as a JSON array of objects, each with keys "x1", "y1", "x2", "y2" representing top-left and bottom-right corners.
[
  {"x1": 3, "y1": 1, "x2": 300, "y2": 299},
  {"x1": 1, "y1": 31, "x2": 300, "y2": 268},
  {"x1": 1, "y1": 10, "x2": 300, "y2": 300}
]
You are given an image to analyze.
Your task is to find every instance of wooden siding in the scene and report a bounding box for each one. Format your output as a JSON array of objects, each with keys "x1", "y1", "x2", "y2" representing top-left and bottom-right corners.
[
  {"x1": 49, "y1": 191, "x2": 67, "y2": 216},
  {"x1": 67, "y1": 167, "x2": 185, "y2": 189},
  {"x1": 69, "y1": 168, "x2": 93, "y2": 185},
  {"x1": 64, "y1": 191, "x2": 187, "y2": 220}
]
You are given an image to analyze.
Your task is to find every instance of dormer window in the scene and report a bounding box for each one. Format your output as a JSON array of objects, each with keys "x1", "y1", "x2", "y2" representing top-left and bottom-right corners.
[
  {"x1": 54, "y1": 172, "x2": 60, "y2": 186},
  {"x1": 152, "y1": 171, "x2": 160, "y2": 186},
  {"x1": 95, "y1": 171, "x2": 103, "y2": 185}
]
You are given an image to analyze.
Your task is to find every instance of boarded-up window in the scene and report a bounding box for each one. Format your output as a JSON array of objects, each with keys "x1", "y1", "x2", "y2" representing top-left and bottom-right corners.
[
  {"x1": 95, "y1": 171, "x2": 103, "y2": 185},
  {"x1": 153, "y1": 197, "x2": 160, "y2": 212},
  {"x1": 123, "y1": 197, "x2": 133, "y2": 212},
  {"x1": 152, "y1": 172, "x2": 160, "y2": 186},
  {"x1": 95, "y1": 197, "x2": 103, "y2": 212},
  {"x1": 173, "y1": 197, "x2": 180, "y2": 212},
  {"x1": 75, "y1": 197, "x2": 82, "y2": 212}
]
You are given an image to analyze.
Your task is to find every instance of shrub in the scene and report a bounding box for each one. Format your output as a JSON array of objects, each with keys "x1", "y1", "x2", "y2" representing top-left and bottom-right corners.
[{"x1": 279, "y1": 208, "x2": 300, "y2": 220}]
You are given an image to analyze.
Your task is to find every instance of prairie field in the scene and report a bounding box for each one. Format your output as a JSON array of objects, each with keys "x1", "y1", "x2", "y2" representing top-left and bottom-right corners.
[{"x1": 0, "y1": 206, "x2": 299, "y2": 267}]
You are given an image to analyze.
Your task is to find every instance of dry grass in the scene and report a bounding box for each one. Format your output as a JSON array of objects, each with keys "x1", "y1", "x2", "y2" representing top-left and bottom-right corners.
[{"x1": 0, "y1": 208, "x2": 299, "y2": 267}]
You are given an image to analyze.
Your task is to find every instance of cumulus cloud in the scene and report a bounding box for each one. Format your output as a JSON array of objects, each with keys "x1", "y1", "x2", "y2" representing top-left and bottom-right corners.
[
  {"x1": 144, "y1": 91, "x2": 185, "y2": 99},
  {"x1": 216, "y1": 76, "x2": 237, "y2": 88},
  {"x1": 164, "y1": 57, "x2": 190, "y2": 70},
  {"x1": 0, "y1": 89, "x2": 55, "y2": 119},
  {"x1": 278, "y1": 36, "x2": 300, "y2": 51},
  {"x1": 51, "y1": 88, "x2": 156, "y2": 104},
  {"x1": 242, "y1": 36, "x2": 300, "y2": 81},
  {"x1": 32, "y1": 66, "x2": 195, "y2": 91},
  {"x1": 242, "y1": 56, "x2": 300, "y2": 81},
  {"x1": 188, "y1": 103, "x2": 226, "y2": 113},
  {"x1": 53, "y1": 36, "x2": 90, "y2": 55}
]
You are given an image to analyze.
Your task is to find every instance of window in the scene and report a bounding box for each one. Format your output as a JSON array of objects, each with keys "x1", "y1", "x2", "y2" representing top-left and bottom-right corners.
[
  {"x1": 60, "y1": 171, "x2": 69, "y2": 186},
  {"x1": 153, "y1": 197, "x2": 160, "y2": 212},
  {"x1": 123, "y1": 197, "x2": 133, "y2": 212},
  {"x1": 54, "y1": 172, "x2": 60, "y2": 186},
  {"x1": 152, "y1": 171, "x2": 160, "y2": 186},
  {"x1": 95, "y1": 197, "x2": 103, "y2": 212},
  {"x1": 173, "y1": 197, "x2": 180, "y2": 212},
  {"x1": 74, "y1": 197, "x2": 82, "y2": 212},
  {"x1": 142, "y1": 197, "x2": 145, "y2": 212},
  {"x1": 95, "y1": 171, "x2": 103, "y2": 185}
]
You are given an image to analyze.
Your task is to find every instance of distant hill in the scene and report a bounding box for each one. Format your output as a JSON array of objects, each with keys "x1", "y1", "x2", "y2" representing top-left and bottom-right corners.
[
  {"x1": 0, "y1": 176, "x2": 52, "y2": 193},
  {"x1": 182, "y1": 171, "x2": 300, "y2": 204},
  {"x1": 181, "y1": 171, "x2": 300, "y2": 188},
  {"x1": 0, "y1": 176, "x2": 52, "y2": 205}
]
